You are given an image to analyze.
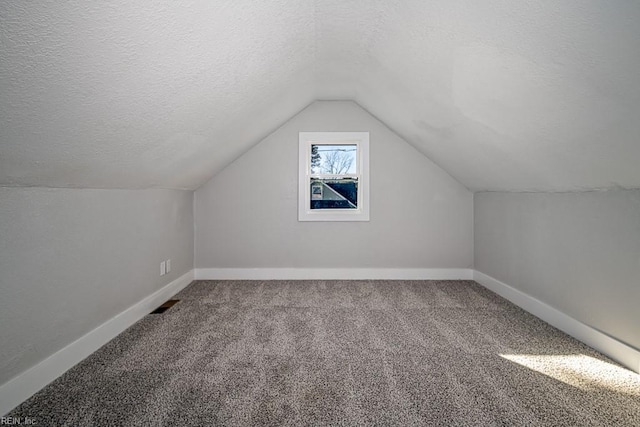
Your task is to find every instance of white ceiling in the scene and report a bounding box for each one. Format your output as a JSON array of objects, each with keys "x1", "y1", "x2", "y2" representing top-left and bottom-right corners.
[{"x1": 2, "y1": 1, "x2": 639, "y2": 191}]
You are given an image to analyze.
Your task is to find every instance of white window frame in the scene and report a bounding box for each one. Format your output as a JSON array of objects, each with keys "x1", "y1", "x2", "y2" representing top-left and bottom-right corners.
[{"x1": 298, "y1": 131, "x2": 370, "y2": 222}]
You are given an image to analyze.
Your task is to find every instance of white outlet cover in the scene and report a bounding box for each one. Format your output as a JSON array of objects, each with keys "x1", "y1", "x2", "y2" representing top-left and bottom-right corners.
[
  {"x1": 166, "y1": 259, "x2": 171, "y2": 273},
  {"x1": 160, "y1": 261, "x2": 166, "y2": 276}
]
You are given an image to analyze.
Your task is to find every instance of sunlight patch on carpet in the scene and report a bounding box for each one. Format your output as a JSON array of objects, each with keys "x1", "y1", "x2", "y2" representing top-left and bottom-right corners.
[{"x1": 500, "y1": 354, "x2": 640, "y2": 396}]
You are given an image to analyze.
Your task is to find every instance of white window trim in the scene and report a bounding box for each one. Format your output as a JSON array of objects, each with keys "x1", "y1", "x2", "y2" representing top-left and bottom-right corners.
[{"x1": 298, "y1": 131, "x2": 370, "y2": 222}]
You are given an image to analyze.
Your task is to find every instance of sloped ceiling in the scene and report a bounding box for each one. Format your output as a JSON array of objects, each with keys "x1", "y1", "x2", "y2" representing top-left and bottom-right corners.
[{"x1": 2, "y1": 1, "x2": 639, "y2": 191}]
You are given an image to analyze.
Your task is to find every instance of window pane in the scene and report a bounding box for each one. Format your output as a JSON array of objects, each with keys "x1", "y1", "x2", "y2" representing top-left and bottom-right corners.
[
  {"x1": 310, "y1": 144, "x2": 357, "y2": 174},
  {"x1": 310, "y1": 177, "x2": 358, "y2": 210}
]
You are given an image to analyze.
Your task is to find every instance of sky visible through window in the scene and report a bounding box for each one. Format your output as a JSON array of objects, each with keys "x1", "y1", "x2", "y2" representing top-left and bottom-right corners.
[{"x1": 311, "y1": 144, "x2": 357, "y2": 174}]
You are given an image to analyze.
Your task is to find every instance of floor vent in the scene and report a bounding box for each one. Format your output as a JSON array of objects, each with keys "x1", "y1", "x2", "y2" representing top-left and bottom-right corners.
[{"x1": 151, "y1": 299, "x2": 180, "y2": 314}]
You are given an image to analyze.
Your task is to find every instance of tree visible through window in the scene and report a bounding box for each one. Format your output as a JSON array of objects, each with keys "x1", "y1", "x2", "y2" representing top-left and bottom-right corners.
[
  {"x1": 310, "y1": 144, "x2": 358, "y2": 210},
  {"x1": 313, "y1": 145, "x2": 356, "y2": 174},
  {"x1": 299, "y1": 132, "x2": 370, "y2": 222}
]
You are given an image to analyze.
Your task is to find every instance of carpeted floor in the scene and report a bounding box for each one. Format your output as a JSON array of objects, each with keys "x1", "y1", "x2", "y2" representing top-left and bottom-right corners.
[{"x1": 8, "y1": 280, "x2": 640, "y2": 426}]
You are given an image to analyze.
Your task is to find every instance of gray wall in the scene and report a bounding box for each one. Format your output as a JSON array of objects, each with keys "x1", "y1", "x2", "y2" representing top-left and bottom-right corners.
[
  {"x1": 0, "y1": 187, "x2": 194, "y2": 385},
  {"x1": 474, "y1": 190, "x2": 640, "y2": 350},
  {"x1": 195, "y1": 101, "x2": 473, "y2": 268}
]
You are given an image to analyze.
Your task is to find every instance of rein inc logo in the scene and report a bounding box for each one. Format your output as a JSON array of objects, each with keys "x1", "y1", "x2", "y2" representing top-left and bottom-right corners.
[{"x1": 0, "y1": 417, "x2": 37, "y2": 425}]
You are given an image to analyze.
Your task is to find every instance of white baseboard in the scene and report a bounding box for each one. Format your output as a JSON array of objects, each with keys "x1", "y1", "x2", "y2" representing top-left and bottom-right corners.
[
  {"x1": 195, "y1": 268, "x2": 473, "y2": 280},
  {"x1": 473, "y1": 270, "x2": 640, "y2": 374},
  {"x1": 0, "y1": 269, "x2": 195, "y2": 416},
  {"x1": 8, "y1": 268, "x2": 634, "y2": 416}
]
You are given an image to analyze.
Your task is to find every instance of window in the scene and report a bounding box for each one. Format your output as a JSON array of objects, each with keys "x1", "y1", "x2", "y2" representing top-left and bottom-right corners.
[{"x1": 298, "y1": 132, "x2": 370, "y2": 221}]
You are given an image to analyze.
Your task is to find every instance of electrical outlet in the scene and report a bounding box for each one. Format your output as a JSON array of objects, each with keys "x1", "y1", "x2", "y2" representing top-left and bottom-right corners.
[
  {"x1": 160, "y1": 261, "x2": 166, "y2": 276},
  {"x1": 166, "y1": 259, "x2": 171, "y2": 273}
]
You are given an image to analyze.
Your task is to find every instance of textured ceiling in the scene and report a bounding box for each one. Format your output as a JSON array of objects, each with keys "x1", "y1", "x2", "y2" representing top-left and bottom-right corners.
[{"x1": 2, "y1": 1, "x2": 640, "y2": 191}]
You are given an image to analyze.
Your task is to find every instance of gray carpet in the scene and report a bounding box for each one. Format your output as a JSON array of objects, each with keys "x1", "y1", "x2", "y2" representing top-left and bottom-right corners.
[{"x1": 8, "y1": 280, "x2": 640, "y2": 426}]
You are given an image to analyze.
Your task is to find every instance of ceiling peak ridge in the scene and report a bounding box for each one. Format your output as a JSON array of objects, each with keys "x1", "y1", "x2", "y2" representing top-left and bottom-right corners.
[
  {"x1": 0, "y1": 184, "x2": 192, "y2": 192},
  {"x1": 475, "y1": 185, "x2": 640, "y2": 194}
]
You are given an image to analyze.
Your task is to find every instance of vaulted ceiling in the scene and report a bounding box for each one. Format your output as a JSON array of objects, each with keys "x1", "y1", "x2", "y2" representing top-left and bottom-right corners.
[{"x1": 2, "y1": 1, "x2": 639, "y2": 191}]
